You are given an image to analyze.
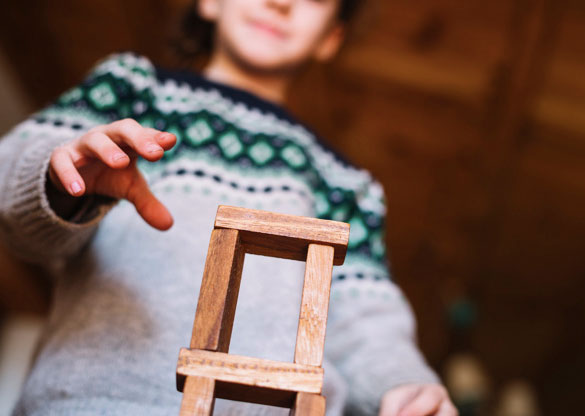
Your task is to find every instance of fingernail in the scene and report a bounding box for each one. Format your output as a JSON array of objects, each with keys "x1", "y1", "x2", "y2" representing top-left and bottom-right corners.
[
  {"x1": 113, "y1": 153, "x2": 128, "y2": 162},
  {"x1": 146, "y1": 143, "x2": 163, "y2": 153},
  {"x1": 157, "y1": 132, "x2": 172, "y2": 140},
  {"x1": 70, "y1": 181, "x2": 82, "y2": 195}
]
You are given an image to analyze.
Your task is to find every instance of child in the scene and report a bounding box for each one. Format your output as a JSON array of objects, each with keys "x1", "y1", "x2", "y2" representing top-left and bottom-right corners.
[{"x1": 0, "y1": 0, "x2": 456, "y2": 415}]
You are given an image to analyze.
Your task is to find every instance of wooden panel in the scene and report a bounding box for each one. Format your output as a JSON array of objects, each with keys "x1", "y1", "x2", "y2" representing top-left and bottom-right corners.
[
  {"x1": 190, "y1": 228, "x2": 245, "y2": 352},
  {"x1": 179, "y1": 376, "x2": 215, "y2": 416},
  {"x1": 214, "y1": 206, "x2": 349, "y2": 265},
  {"x1": 337, "y1": 0, "x2": 512, "y2": 104},
  {"x1": 177, "y1": 348, "x2": 323, "y2": 394},
  {"x1": 294, "y1": 244, "x2": 334, "y2": 367},
  {"x1": 533, "y1": 2, "x2": 585, "y2": 136}
]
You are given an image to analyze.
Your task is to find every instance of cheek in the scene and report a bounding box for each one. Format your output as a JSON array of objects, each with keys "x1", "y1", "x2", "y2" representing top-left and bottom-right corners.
[{"x1": 288, "y1": 15, "x2": 332, "y2": 56}]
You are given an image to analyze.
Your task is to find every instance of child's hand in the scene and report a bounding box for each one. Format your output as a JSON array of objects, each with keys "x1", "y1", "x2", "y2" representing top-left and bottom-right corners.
[
  {"x1": 48, "y1": 118, "x2": 176, "y2": 230},
  {"x1": 379, "y1": 383, "x2": 458, "y2": 416}
]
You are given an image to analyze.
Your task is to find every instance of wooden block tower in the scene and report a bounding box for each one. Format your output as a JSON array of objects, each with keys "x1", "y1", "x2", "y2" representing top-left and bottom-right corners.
[{"x1": 176, "y1": 205, "x2": 350, "y2": 415}]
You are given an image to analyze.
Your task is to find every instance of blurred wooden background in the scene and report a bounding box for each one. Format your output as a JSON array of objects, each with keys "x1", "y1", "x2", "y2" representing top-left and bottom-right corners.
[{"x1": 1, "y1": 0, "x2": 584, "y2": 414}]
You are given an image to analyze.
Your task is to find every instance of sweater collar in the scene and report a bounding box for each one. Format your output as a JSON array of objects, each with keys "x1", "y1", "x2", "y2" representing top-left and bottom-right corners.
[{"x1": 154, "y1": 65, "x2": 299, "y2": 125}]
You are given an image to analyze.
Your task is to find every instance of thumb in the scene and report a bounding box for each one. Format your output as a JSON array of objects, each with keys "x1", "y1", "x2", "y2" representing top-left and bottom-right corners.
[
  {"x1": 123, "y1": 167, "x2": 174, "y2": 231},
  {"x1": 398, "y1": 386, "x2": 444, "y2": 416}
]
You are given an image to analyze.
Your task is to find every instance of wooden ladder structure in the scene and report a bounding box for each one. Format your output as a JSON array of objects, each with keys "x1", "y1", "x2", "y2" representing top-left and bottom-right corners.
[{"x1": 176, "y1": 205, "x2": 350, "y2": 415}]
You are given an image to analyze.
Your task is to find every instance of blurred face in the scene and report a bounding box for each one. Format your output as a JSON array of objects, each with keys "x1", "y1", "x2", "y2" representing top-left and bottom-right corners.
[{"x1": 200, "y1": 0, "x2": 344, "y2": 73}]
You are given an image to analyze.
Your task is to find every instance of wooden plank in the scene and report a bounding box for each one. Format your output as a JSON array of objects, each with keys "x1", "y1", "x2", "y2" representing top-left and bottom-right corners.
[
  {"x1": 177, "y1": 348, "x2": 323, "y2": 394},
  {"x1": 294, "y1": 244, "x2": 334, "y2": 367},
  {"x1": 215, "y1": 381, "x2": 296, "y2": 408},
  {"x1": 190, "y1": 229, "x2": 245, "y2": 352},
  {"x1": 290, "y1": 393, "x2": 326, "y2": 416},
  {"x1": 179, "y1": 376, "x2": 215, "y2": 416},
  {"x1": 214, "y1": 206, "x2": 349, "y2": 265}
]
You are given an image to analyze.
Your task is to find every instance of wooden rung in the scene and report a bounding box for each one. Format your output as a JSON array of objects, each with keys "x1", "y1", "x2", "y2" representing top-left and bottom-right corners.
[
  {"x1": 294, "y1": 244, "x2": 334, "y2": 367},
  {"x1": 214, "y1": 381, "x2": 297, "y2": 408},
  {"x1": 214, "y1": 205, "x2": 349, "y2": 265},
  {"x1": 190, "y1": 228, "x2": 245, "y2": 352},
  {"x1": 176, "y1": 348, "x2": 323, "y2": 394},
  {"x1": 179, "y1": 376, "x2": 215, "y2": 416},
  {"x1": 290, "y1": 393, "x2": 326, "y2": 416}
]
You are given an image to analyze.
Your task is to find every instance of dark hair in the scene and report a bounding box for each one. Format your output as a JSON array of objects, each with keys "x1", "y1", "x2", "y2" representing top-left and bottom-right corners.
[
  {"x1": 173, "y1": 0, "x2": 363, "y2": 65},
  {"x1": 338, "y1": 0, "x2": 362, "y2": 22}
]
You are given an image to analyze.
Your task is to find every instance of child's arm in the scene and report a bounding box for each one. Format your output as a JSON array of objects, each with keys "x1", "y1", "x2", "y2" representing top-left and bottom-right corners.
[
  {"x1": 0, "y1": 53, "x2": 173, "y2": 265},
  {"x1": 322, "y1": 178, "x2": 456, "y2": 415}
]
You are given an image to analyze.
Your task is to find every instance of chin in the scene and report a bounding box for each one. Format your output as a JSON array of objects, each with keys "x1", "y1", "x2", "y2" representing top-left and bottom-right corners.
[{"x1": 230, "y1": 44, "x2": 304, "y2": 74}]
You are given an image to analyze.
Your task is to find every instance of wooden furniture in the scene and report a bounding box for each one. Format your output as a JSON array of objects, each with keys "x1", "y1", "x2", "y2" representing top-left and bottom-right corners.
[
  {"x1": 0, "y1": 244, "x2": 51, "y2": 314},
  {"x1": 176, "y1": 205, "x2": 350, "y2": 415}
]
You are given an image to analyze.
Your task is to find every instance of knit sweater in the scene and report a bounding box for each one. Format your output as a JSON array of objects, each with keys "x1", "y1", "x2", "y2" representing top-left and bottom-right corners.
[{"x1": 0, "y1": 52, "x2": 438, "y2": 416}]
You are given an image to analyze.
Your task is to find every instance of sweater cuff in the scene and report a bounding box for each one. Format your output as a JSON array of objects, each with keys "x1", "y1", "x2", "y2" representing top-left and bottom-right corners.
[
  {"x1": 5, "y1": 136, "x2": 117, "y2": 262},
  {"x1": 342, "y1": 340, "x2": 440, "y2": 415},
  {"x1": 326, "y1": 279, "x2": 441, "y2": 415}
]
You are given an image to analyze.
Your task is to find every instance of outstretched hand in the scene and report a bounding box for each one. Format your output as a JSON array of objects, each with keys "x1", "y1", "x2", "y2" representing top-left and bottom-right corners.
[
  {"x1": 379, "y1": 384, "x2": 458, "y2": 416},
  {"x1": 48, "y1": 118, "x2": 176, "y2": 230}
]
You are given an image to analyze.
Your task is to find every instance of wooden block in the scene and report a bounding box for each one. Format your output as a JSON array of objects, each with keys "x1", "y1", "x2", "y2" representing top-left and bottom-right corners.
[
  {"x1": 290, "y1": 393, "x2": 326, "y2": 416},
  {"x1": 177, "y1": 348, "x2": 323, "y2": 395},
  {"x1": 294, "y1": 244, "x2": 334, "y2": 367},
  {"x1": 190, "y1": 229, "x2": 245, "y2": 352},
  {"x1": 178, "y1": 207, "x2": 346, "y2": 413},
  {"x1": 214, "y1": 206, "x2": 349, "y2": 265},
  {"x1": 179, "y1": 376, "x2": 215, "y2": 416},
  {"x1": 215, "y1": 381, "x2": 296, "y2": 408}
]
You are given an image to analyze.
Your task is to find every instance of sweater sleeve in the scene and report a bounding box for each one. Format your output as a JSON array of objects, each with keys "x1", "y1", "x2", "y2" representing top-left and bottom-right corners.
[
  {"x1": 321, "y1": 176, "x2": 440, "y2": 415},
  {"x1": 0, "y1": 52, "x2": 155, "y2": 265}
]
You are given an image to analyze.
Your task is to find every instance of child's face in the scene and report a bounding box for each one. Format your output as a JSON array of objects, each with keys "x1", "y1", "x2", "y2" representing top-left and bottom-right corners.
[{"x1": 200, "y1": 0, "x2": 344, "y2": 73}]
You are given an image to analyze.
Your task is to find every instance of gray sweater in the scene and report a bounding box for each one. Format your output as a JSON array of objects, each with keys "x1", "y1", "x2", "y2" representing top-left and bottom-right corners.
[{"x1": 0, "y1": 53, "x2": 438, "y2": 416}]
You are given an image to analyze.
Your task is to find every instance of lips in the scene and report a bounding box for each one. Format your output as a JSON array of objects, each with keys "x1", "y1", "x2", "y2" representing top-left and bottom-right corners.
[{"x1": 249, "y1": 19, "x2": 287, "y2": 39}]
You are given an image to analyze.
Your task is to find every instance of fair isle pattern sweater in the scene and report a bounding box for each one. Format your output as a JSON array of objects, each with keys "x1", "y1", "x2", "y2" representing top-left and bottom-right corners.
[{"x1": 0, "y1": 53, "x2": 437, "y2": 416}]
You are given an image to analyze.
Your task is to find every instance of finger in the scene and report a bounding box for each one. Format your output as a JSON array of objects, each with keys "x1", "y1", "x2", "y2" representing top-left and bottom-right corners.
[
  {"x1": 380, "y1": 386, "x2": 424, "y2": 416},
  {"x1": 49, "y1": 146, "x2": 86, "y2": 196},
  {"x1": 79, "y1": 130, "x2": 130, "y2": 169},
  {"x1": 398, "y1": 387, "x2": 444, "y2": 416},
  {"x1": 98, "y1": 118, "x2": 165, "y2": 162},
  {"x1": 124, "y1": 168, "x2": 174, "y2": 231},
  {"x1": 146, "y1": 127, "x2": 177, "y2": 151},
  {"x1": 436, "y1": 399, "x2": 458, "y2": 416}
]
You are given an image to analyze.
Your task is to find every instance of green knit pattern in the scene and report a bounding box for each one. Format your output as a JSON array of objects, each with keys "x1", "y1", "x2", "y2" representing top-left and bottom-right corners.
[{"x1": 37, "y1": 53, "x2": 390, "y2": 281}]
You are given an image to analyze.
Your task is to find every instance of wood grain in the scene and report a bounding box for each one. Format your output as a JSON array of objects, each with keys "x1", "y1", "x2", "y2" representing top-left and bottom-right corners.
[
  {"x1": 177, "y1": 348, "x2": 324, "y2": 395},
  {"x1": 294, "y1": 244, "x2": 334, "y2": 367},
  {"x1": 290, "y1": 393, "x2": 326, "y2": 416},
  {"x1": 214, "y1": 205, "x2": 349, "y2": 265},
  {"x1": 214, "y1": 381, "x2": 296, "y2": 408},
  {"x1": 190, "y1": 229, "x2": 245, "y2": 352},
  {"x1": 179, "y1": 376, "x2": 215, "y2": 416}
]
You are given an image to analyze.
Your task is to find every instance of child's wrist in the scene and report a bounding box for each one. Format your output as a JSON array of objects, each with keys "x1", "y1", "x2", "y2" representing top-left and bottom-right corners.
[{"x1": 45, "y1": 170, "x2": 86, "y2": 220}]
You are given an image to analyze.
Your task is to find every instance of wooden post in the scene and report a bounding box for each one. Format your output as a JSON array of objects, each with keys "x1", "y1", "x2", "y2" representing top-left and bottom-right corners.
[
  {"x1": 294, "y1": 244, "x2": 334, "y2": 367},
  {"x1": 190, "y1": 228, "x2": 245, "y2": 352},
  {"x1": 179, "y1": 376, "x2": 216, "y2": 416},
  {"x1": 180, "y1": 229, "x2": 244, "y2": 415},
  {"x1": 177, "y1": 206, "x2": 350, "y2": 416},
  {"x1": 290, "y1": 393, "x2": 327, "y2": 416}
]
